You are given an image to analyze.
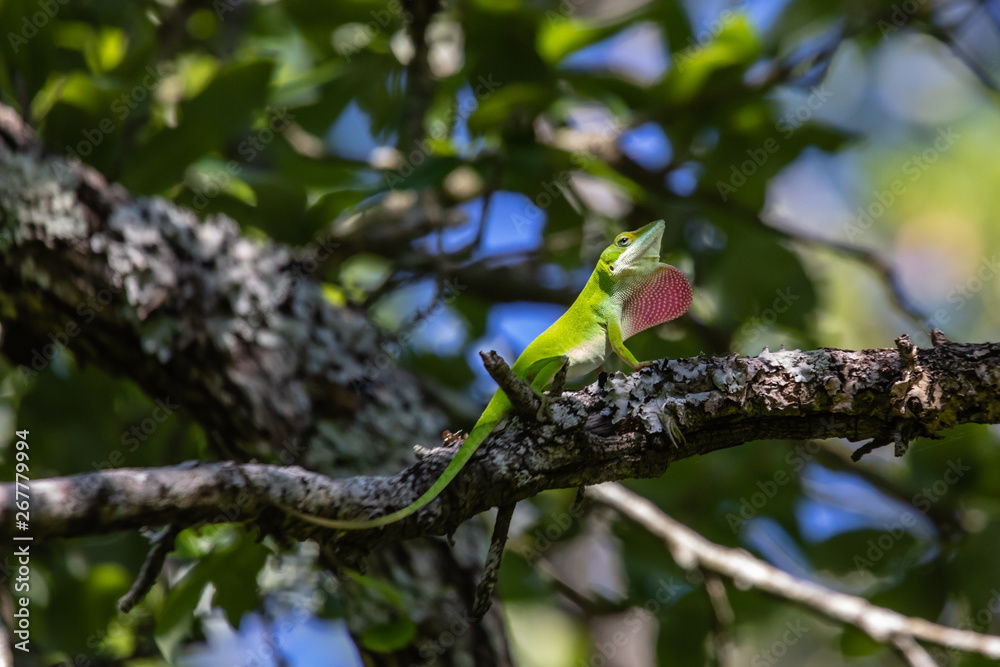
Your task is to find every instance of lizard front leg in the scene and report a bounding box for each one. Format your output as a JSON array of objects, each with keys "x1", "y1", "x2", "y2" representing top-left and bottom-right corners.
[{"x1": 608, "y1": 318, "x2": 651, "y2": 371}]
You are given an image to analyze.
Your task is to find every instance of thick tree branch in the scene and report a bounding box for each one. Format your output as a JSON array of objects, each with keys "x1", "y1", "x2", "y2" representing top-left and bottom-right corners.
[
  {"x1": 588, "y1": 482, "x2": 1000, "y2": 661},
  {"x1": 0, "y1": 104, "x2": 440, "y2": 474},
  {"x1": 0, "y1": 102, "x2": 503, "y2": 664},
  {"x1": 3, "y1": 339, "x2": 998, "y2": 553}
]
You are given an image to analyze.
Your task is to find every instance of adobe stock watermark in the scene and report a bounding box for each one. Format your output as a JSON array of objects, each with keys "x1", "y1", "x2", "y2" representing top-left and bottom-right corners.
[
  {"x1": 738, "y1": 287, "x2": 800, "y2": 344},
  {"x1": 189, "y1": 107, "x2": 297, "y2": 210},
  {"x1": 15, "y1": 283, "x2": 127, "y2": 383},
  {"x1": 507, "y1": 114, "x2": 628, "y2": 237},
  {"x1": 853, "y1": 458, "x2": 971, "y2": 575},
  {"x1": 544, "y1": 0, "x2": 587, "y2": 24},
  {"x1": 73, "y1": 397, "x2": 180, "y2": 496},
  {"x1": 60, "y1": 62, "x2": 173, "y2": 166},
  {"x1": 749, "y1": 619, "x2": 811, "y2": 666},
  {"x1": 580, "y1": 576, "x2": 689, "y2": 667},
  {"x1": 233, "y1": 231, "x2": 341, "y2": 340},
  {"x1": 98, "y1": 398, "x2": 179, "y2": 469},
  {"x1": 520, "y1": 499, "x2": 589, "y2": 564},
  {"x1": 716, "y1": 85, "x2": 834, "y2": 202},
  {"x1": 877, "y1": 0, "x2": 932, "y2": 37},
  {"x1": 237, "y1": 592, "x2": 326, "y2": 667},
  {"x1": 923, "y1": 254, "x2": 1000, "y2": 331},
  {"x1": 383, "y1": 74, "x2": 502, "y2": 188},
  {"x1": 928, "y1": 588, "x2": 1000, "y2": 666},
  {"x1": 725, "y1": 418, "x2": 838, "y2": 533},
  {"x1": 6, "y1": 0, "x2": 70, "y2": 53},
  {"x1": 507, "y1": 169, "x2": 575, "y2": 237},
  {"x1": 674, "y1": 1, "x2": 749, "y2": 72},
  {"x1": 333, "y1": 0, "x2": 408, "y2": 62},
  {"x1": 352, "y1": 277, "x2": 467, "y2": 394},
  {"x1": 843, "y1": 125, "x2": 960, "y2": 243},
  {"x1": 408, "y1": 608, "x2": 478, "y2": 666}
]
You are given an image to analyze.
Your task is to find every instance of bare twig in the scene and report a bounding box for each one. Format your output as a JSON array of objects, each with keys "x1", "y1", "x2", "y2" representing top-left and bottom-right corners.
[
  {"x1": 850, "y1": 434, "x2": 894, "y2": 461},
  {"x1": 397, "y1": 0, "x2": 441, "y2": 150},
  {"x1": 702, "y1": 571, "x2": 737, "y2": 667},
  {"x1": 930, "y1": 0, "x2": 1000, "y2": 95},
  {"x1": 893, "y1": 634, "x2": 939, "y2": 667},
  {"x1": 526, "y1": 554, "x2": 632, "y2": 615},
  {"x1": 471, "y1": 156, "x2": 505, "y2": 253},
  {"x1": 588, "y1": 482, "x2": 1000, "y2": 661},
  {"x1": 473, "y1": 502, "x2": 515, "y2": 620},
  {"x1": 696, "y1": 187, "x2": 931, "y2": 331},
  {"x1": 119, "y1": 524, "x2": 182, "y2": 613},
  {"x1": 479, "y1": 350, "x2": 540, "y2": 417}
]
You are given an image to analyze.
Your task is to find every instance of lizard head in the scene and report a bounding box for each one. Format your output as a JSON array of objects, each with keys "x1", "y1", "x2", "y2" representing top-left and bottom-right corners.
[{"x1": 600, "y1": 219, "x2": 665, "y2": 277}]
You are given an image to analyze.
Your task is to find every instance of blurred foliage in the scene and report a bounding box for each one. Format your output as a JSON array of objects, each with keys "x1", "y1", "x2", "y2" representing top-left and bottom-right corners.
[{"x1": 2, "y1": 0, "x2": 1000, "y2": 664}]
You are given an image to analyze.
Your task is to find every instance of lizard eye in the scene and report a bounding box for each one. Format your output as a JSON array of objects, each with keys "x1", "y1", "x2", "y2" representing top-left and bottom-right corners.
[{"x1": 616, "y1": 236, "x2": 631, "y2": 248}]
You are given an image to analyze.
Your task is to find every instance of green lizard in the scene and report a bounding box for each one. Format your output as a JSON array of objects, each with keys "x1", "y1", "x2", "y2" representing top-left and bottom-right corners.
[{"x1": 285, "y1": 219, "x2": 692, "y2": 530}]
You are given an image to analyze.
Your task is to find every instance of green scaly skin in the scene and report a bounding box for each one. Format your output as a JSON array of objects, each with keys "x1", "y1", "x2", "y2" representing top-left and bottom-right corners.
[{"x1": 283, "y1": 220, "x2": 690, "y2": 530}]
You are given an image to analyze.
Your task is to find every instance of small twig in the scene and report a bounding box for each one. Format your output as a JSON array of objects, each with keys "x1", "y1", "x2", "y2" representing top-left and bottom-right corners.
[
  {"x1": 526, "y1": 554, "x2": 632, "y2": 615},
  {"x1": 549, "y1": 356, "x2": 570, "y2": 397},
  {"x1": 589, "y1": 482, "x2": 1000, "y2": 661},
  {"x1": 892, "y1": 635, "x2": 938, "y2": 667},
  {"x1": 930, "y1": 328, "x2": 952, "y2": 347},
  {"x1": 473, "y1": 502, "x2": 515, "y2": 620},
  {"x1": 753, "y1": 218, "x2": 929, "y2": 332},
  {"x1": 119, "y1": 524, "x2": 182, "y2": 613},
  {"x1": 397, "y1": 0, "x2": 440, "y2": 150},
  {"x1": 851, "y1": 433, "x2": 894, "y2": 462},
  {"x1": 471, "y1": 156, "x2": 504, "y2": 253},
  {"x1": 479, "y1": 350, "x2": 540, "y2": 417},
  {"x1": 896, "y1": 334, "x2": 918, "y2": 364},
  {"x1": 930, "y1": 2, "x2": 1000, "y2": 95},
  {"x1": 816, "y1": 446, "x2": 963, "y2": 537},
  {"x1": 702, "y1": 570, "x2": 737, "y2": 667}
]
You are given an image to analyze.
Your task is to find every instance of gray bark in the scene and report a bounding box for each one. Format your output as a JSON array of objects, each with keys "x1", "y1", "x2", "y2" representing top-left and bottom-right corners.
[
  {"x1": 4, "y1": 338, "x2": 998, "y2": 552},
  {"x1": 0, "y1": 103, "x2": 509, "y2": 666}
]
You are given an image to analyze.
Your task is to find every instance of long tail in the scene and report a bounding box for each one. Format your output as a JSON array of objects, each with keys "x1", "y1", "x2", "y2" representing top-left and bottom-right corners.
[{"x1": 282, "y1": 394, "x2": 508, "y2": 530}]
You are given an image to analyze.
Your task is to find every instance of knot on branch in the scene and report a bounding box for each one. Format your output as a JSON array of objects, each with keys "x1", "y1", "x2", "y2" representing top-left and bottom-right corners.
[
  {"x1": 890, "y1": 335, "x2": 936, "y2": 427},
  {"x1": 930, "y1": 328, "x2": 952, "y2": 347},
  {"x1": 854, "y1": 334, "x2": 948, "y2": 461}
]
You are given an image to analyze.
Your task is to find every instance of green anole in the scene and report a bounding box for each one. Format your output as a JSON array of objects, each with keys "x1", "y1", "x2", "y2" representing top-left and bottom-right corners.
[{"x1": 284, "y1": 220, "x2": 692, "y2": 529}]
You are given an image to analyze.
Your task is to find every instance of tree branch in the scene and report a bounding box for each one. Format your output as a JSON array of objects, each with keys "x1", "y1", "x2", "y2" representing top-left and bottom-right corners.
[
  {"x1": 588, "y1": 482, "x2": 1000, "y2": 661},
  {"x1": 3, "y1": 339, "x2": 998, "y2": 553},
  {"x1": 0, "y1": 101, "x2": 505, "y2": 664},
  {"x1": 118, "y1": 524, "x2": 181, "y2": 613}
]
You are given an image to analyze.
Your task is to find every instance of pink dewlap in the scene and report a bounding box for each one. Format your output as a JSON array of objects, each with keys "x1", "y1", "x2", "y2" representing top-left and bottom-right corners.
[{"x1": 621, "y1": 266, "x2": 693, "y2": 340}]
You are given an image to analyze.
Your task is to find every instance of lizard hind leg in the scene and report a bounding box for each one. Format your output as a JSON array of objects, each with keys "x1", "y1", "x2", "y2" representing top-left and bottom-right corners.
[{"x1": 528, "y1": 356, "x2": 568, "y2": 422}]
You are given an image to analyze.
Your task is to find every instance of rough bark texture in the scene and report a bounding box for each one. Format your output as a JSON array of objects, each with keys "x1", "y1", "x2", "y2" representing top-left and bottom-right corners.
[
  {"x1": 0, "y1": 103, "x2": 509, "y2": 666},
  {"x1": 4, "y1": 339, "x2": 998, "y2": 551}
]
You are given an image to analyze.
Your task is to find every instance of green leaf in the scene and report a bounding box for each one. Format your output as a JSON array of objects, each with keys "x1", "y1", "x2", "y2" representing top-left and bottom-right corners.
[
  {"x1": 211, "y1": 535, "x2": 270, "y2": 627},
  {"x1": 359, "y1": 619, "x2": 418, "y2": 653},
  {"x1": 122, "y1": 59, "x2": 274, "y2": 194},
  {"x1": 155, "y1": 556, "x2": 214, "y2": 663},
  {"x1": 155, "y1": 526, "x2": 268, "y2": 661},
  {"x1": 467, "y1": 83, "x2": 554, "y2": 134},
  {"x1": 660, "y1": 16, "x2": 759, "y2": 105},
  {"x1": 537, "y1": 19, "x2": 627, "y2": 65}
]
